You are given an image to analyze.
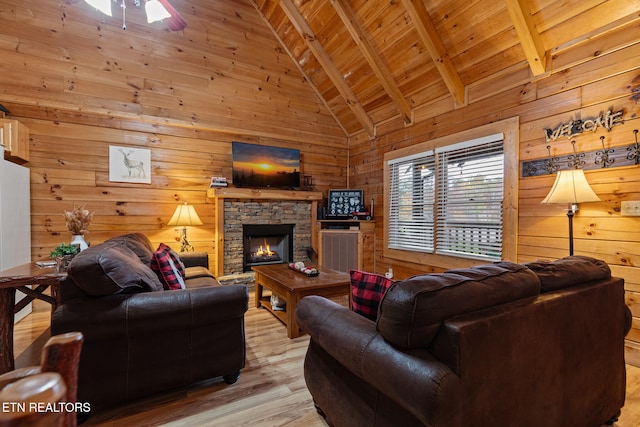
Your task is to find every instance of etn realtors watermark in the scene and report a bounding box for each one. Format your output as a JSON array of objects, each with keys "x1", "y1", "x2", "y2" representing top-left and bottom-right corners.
[{"x1": 2, "y1": 401, "x2": 91, "y2": 414}]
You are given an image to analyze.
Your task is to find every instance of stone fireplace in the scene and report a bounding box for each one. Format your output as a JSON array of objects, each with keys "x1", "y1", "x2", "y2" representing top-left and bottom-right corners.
[{"x1": 207, "y1": 188, "x2": 323, "y2": 277}]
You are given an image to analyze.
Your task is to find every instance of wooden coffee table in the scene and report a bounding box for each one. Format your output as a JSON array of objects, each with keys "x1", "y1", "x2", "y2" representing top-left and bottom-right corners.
[{"x1": 252, "y1": 263, "x2": 350, "y2": 338}]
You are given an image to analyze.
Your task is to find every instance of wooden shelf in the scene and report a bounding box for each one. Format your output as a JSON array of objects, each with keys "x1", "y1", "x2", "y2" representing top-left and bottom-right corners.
[
  {"x1": 318, "y1": 219, "x2": 375, "y2": 230},
  {"x1": 207, "y1": 187, "x2": 322, "y2": 201},
  {"x1": 258, "y1": 296, "x2": 287, "y2": 324}
]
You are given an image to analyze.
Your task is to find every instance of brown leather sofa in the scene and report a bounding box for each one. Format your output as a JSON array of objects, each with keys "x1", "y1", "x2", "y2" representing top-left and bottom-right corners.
[
  {"x1": 296, "y1": 256, "x2": 630, "y2": 427},
  {"x1": 51, "y1": 233, "x2": 248, "y2": 410}
]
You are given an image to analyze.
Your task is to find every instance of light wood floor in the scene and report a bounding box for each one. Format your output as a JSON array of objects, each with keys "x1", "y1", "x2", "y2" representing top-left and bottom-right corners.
[{"x1": 12, "y1": 293, "x2": 640, "y2": 427}]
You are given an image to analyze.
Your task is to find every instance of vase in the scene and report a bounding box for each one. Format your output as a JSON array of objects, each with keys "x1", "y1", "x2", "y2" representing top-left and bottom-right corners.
[{"x1": 71, "y1": 234, "x2": 89, "y2": 251}]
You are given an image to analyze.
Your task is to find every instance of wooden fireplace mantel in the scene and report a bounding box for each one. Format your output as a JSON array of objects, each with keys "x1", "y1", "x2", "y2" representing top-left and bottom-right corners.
[
  {"x1": 207, "y1": 187, "x2": 323, "y2": 201},
  {"x1": 207, "y1": 187, "x2": 323, "y2": 277}
]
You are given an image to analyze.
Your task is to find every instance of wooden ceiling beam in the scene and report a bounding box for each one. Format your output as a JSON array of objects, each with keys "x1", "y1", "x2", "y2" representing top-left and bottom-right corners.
[
  {"x1": 330, "y1": 0, "x2": 413, "y2": 124},
  {"x1": 503, "y1": 0, "x2": 548, "y2": 76},
  {"x1": 400, "y1": 0, "x2": 465, "y2": 106},
  {"x1": 248, "y1": 0, "x2": 349, "y2": 137},
  {"x1": 279, "y1": 0, "x2": 376, "y2": 137}
]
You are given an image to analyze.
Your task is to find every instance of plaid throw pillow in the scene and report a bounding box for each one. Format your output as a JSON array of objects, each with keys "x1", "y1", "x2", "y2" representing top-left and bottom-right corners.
[
  {"x1": 150, "y1": 243, "x2": 186, "y2": 290},
  {"x1": 349, "y1": 269, "x2": 393, "y2": 321}
]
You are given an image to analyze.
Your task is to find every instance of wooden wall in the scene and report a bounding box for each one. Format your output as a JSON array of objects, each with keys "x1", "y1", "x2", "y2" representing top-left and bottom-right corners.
[
  {"x1": 349, "y1": 42, "x2": 640, "y2": 363},
  {"x1": 1, "y1": 0, "x2": 638, "y2": 363},
  {"x1": 0, "y1": 0, "x2": 348, "y2": 275}
]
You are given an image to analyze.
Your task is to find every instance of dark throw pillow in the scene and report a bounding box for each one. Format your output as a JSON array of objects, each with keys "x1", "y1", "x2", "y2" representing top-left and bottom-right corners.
[
  {"x1": 376, "y1": 262, "x2": 541, "y2": 349},
  {"x1": 69, "y1": 244, "x2": 164, "y2": 296},
  {"x1": 104, "y1": 233, "x2": 155, "y2": 265},
  {"x1": 349, "y1": 269, "x2": 393, "y2": 321},
  {"x1": 525, "y1": 255, "x2": 611, "y2": 292},
  {"x1": 150, "y1": 243, "x2": 186, "y2": 290}
]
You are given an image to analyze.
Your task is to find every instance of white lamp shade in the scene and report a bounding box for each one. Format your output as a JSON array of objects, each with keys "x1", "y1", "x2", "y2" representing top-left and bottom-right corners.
[
  {"x1": 84, "y1": 0, "x2": 112, "y2": 16},
  {"x1": 167, "y1": 203, "x2": 203, "y2": 227},
  {"x1": 145, "y1": 0, "x2": 172, "y2": 23},
  {"x1": 541, "y1": 169, "x2": 601, "y2": 204}
]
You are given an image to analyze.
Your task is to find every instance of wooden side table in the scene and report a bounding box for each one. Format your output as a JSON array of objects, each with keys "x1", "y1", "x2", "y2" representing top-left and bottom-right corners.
[
  {"x1": 252, "y1": 263, "x2": 350, "y2": 339},
  {"x1": 0, "y1": 262, "x2": 67, "y2": 374}
]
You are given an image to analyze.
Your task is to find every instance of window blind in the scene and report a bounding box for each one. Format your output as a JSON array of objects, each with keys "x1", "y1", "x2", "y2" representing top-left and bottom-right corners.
[
  {"x1": 388, "y1": 151, "x2": 436, "y2": 253},
  {"x1": 436, "y1": 137, "x2": 504, "y2": 260},
  {"x1": 387, "y1": 133, "x2": 504, "y2": 260}
]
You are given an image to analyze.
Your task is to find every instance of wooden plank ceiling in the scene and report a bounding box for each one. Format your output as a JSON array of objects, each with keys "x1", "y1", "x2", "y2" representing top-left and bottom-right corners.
[{"x1": 249, "y1": 0, "x2": 640, "y2": 137}]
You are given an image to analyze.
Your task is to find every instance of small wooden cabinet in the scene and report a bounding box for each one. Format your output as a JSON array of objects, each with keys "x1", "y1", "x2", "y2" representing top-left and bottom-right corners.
[
  {"x1": 317, "y1": 220, "x2": 375, "y2": 273},
  {"x1": 1, "y1": 119, "x2": 30, "y2": 163}
]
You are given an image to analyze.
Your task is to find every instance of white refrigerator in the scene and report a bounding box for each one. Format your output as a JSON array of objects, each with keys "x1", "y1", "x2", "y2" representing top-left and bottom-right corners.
[{"x1": 0, "y1": 155, "x2": 31, "y2": 321}]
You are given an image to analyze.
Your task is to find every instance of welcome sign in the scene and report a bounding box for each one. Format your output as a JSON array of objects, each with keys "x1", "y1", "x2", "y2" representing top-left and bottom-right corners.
[{"x1": 544, "y1": 108, "x2": 624, "y2": 142}]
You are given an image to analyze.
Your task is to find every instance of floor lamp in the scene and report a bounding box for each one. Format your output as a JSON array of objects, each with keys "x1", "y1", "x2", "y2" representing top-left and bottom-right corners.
[
  {"x1": 541, "y1": 169, "x2": 600, "y2": 256},
  {"x1": 167, "y1": 202, "x2": 203, "y2": 252}
]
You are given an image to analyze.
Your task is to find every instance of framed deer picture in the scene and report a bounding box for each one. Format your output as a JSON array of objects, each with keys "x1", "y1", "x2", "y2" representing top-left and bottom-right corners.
[{"x1": 109, "y1": 145, "x2": 151, "y2": 184}]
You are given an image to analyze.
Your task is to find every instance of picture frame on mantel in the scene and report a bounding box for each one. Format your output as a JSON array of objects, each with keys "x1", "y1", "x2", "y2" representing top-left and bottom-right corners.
[{"x1": 109, "y1": 145, "x2": 151, "y2": 184}]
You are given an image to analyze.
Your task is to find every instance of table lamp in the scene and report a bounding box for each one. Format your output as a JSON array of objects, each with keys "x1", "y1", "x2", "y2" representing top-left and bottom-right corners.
[
  {"x1": 541, "y1": 169, "x2": 600, "y2": 256},
  {"x1": 167, "y1": 202, "x2": 203, "y2": 252}
]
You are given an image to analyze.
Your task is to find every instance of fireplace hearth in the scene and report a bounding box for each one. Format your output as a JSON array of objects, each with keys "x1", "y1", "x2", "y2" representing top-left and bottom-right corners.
[{"x1": 243, "y1": 224, "x2": 294, "y2": 271}]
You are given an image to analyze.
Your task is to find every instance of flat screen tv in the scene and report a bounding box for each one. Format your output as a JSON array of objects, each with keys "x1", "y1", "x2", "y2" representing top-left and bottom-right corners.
[{"x1": 232, "y1": 141, "x2": 301, "y2": 189}]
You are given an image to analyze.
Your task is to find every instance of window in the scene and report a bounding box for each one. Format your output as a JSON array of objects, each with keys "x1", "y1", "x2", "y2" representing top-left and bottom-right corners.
[
  {"x1": 387, "y1": 131, "x2": 509, "y2": 262},
  {"x1": 388, "y1": 151, "x2": 436, "y2": 253},
  {"x1": 435, "y1": 136, "x2": 504, "y2": 260}
]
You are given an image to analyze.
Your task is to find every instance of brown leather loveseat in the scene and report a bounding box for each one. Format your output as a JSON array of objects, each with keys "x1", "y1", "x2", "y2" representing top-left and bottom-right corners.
[
  {"x1": 51, "y1": 233, "x2": 248, "y2": 410},
  {"x1": 296, "y1": 256, "x2": 630, "y2": 427}
]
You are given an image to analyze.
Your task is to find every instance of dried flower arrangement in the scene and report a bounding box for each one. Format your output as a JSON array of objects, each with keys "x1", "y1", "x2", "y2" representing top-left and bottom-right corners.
[{"x1": 64, "y1": 205, "x2": 94, "y2": 235}]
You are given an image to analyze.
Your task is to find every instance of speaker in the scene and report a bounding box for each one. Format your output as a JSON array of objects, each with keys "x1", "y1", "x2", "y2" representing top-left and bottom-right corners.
[{"x1": 317, "y1": 207, "x2": 326, "y2": 220}]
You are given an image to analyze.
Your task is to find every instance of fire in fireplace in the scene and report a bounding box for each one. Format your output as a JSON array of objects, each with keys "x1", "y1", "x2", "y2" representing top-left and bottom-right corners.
[
  {"x1": 243, "y1": 224, "x2": 294, "y2": 271},
  {"x1": 248, "y1": 239, "x2": 282, "y2": 264}
]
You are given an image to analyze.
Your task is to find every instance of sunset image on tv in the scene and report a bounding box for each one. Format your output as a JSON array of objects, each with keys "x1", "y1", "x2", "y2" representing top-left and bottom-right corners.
[{"x1": 232, "y1": 142, "x2": 301, "y2": 188}]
